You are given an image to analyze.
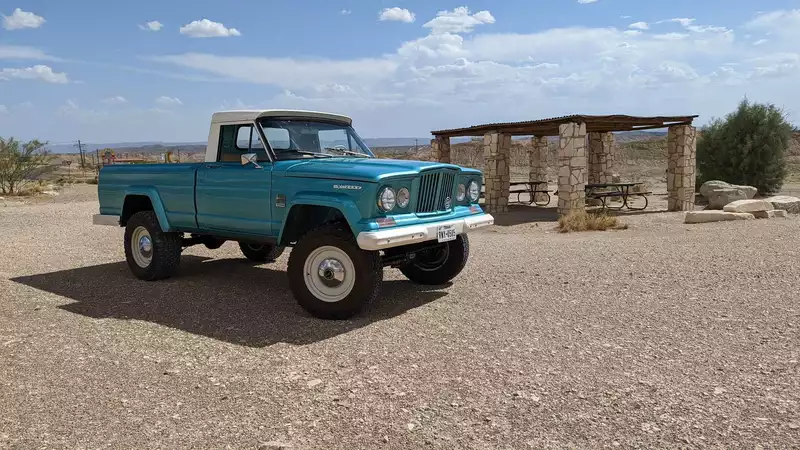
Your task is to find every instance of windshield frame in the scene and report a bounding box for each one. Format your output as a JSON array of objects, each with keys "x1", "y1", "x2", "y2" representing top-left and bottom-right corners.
[{"x1": 256, "y1": 116, "x2": 375, "y2": 161}]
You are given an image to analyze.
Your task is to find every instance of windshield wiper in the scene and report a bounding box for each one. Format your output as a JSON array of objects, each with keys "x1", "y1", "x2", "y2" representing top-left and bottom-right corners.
[
  {"x1": 324, "y1": 147, "x2": 369, "y2": 158},
  {"x1": 278, "y1": 150, "x2": 333, "y2": 158}
]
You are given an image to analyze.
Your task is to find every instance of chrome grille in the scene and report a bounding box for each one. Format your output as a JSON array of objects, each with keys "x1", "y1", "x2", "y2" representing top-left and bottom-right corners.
[{"x1": 416, "y1": 170, "x2": 457, "y2": 213}]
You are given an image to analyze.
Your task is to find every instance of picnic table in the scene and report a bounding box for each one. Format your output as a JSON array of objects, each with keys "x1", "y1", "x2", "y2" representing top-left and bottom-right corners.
[
  {"x1": 478, "y1": 180, "x2": 552, "y2": 207},
  {"x1": 509, "y1": 181, "x2": 551, "y2": 206},
  {"x1": 585, "y1": 182, "x2": 650, "y2": 210}
]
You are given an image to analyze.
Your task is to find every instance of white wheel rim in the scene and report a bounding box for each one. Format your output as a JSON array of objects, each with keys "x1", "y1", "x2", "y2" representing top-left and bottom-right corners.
[
  {"x1": 131, "y1": 226, "x2": 153, "y2": 268},
  {"x1": 303, "y1": 246, "x2": 355, "y2": 303}
]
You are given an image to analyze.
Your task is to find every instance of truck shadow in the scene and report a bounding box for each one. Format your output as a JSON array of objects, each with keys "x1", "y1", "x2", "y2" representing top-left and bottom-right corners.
[{"x1": 10, "y1": 256, "x2": 448, "y2": 348}]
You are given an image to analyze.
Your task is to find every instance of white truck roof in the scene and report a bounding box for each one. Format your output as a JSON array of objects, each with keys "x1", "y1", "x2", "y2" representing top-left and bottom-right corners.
[{"x1": 211, "y1": 109, "x2": 353, "y2": 125}]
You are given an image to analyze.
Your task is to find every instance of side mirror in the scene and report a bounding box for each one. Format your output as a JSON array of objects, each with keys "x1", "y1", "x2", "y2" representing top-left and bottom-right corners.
[{"x1": 241, "y1": 153, "x2": 262, "y2": 169}]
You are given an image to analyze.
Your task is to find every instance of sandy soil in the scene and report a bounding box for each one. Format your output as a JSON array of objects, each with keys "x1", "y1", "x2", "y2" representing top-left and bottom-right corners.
[{"x1": 1, "y1": 185, "x2": 799, "y2": 448}]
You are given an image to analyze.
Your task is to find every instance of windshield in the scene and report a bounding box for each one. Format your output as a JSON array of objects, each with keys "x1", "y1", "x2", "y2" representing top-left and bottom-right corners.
[{"x1": 258, "y1": 118, "x2": 374, "y2": 160}]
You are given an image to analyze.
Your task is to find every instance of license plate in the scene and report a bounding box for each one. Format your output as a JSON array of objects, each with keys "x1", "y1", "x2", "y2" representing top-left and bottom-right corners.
[{"x1": 437, "y1": 224, "x2": 457, "y2": 243}]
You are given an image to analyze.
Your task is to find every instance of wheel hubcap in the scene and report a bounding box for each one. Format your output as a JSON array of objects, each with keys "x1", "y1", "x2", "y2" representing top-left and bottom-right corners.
[
  {"x1": 303, "y1": 246, "x2": 356, "y2": 303},
  {"x1": 317, "y1": 258, "x2": 346, "y2": 288},
  {"x1": 131, "y1": 226, "x2": 153, "y2": 268}
]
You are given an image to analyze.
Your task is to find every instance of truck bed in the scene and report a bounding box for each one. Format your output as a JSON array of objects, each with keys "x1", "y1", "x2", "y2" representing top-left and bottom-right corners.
[{"x1": 98, "y1": 163, "x2": 201, "y2": 230}]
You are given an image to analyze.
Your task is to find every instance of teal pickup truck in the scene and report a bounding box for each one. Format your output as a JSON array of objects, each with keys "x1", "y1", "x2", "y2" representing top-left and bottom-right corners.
[{"x1": 93, "y1": 110, "x2": 494, "y2": 319}]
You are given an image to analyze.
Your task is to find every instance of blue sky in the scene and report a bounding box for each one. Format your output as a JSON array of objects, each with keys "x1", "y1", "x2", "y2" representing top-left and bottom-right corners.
[{"x1": 1, "y1": 0, "x2": 799, "y2": 144}]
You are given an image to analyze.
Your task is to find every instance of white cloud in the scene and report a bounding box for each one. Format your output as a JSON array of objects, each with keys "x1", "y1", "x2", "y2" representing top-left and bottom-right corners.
[
  {"x1": 628, "y1": 21, "x2": 649, "y2": 30},
  {"x1": 0, "y1": 45, "x2": 59, "y2": 61},
  {"x1": 578, "y1": 0, "x2": 598, "y2": 3},
  {"x1": 663, "y1": 18, "x2": 695, "y2": 27},
  {"x1": 139, "y1": 20, "x2": 163, "y2": 31},
  {"x1": 753, "y1": 39, "x2": 768, "y2": 46},
  {"x1": 155, "y1": 96, "x2": 183, "y2": 106},
  {"x1": 37, "y1": 7, "x2": 800, "y2": 141},
  {"x1": 0, "y1": 65, "x2": 68, "y2": 83},
  {"x1": 423, "y1": 7, "x2": 495, "y2": 34},
  {"x1": 179, "y1": 19, "x2": 241, "y2": 38},
  {"x1": 379, "y1": 7, "x2": 415, "y2": 23},
  {"x1": 2, "y1": 8, "x2": 45, "y2": 30},
  {"x1": 102, "y1": 96, "x2": 127, "y2": 104},
  {"x1": 0, "y1": 105, "x2": 8, "y2": 114},
  {"x1": 17, "y1": 101, "x2": 33, "y2": 110},
  {"x1": 340, "y1": 9, "x2": 352, "y2": 16}
]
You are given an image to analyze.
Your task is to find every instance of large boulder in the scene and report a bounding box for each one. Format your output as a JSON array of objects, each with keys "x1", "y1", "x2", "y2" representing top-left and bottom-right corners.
[
  {"x1": 723, "y1": 199, "x2": 773, "y2": 213},
  {"x1": 764, "y1": 195, "x2": 800, "y2": 214},
  {"x1": 700, "y1": 180, "x2": 757, "y2": 199},
  {"x1": 707, "y1": 188, "x2": 747, "y2": 210},
  {"x1": 685, "y1": 211, "x2": 755, "y2": 224}
]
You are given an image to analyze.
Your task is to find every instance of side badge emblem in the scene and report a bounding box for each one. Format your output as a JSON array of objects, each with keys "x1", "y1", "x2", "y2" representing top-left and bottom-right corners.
[{"x1": 276, "y1": 194, "x2": 286, "y2": 208}]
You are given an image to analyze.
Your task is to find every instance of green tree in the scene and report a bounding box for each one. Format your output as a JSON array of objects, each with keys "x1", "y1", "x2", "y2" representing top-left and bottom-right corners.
[
  {"x1": 0, "y1": 137, "x2": 55, "y2": 195},
  {"x1": 697, "y1": 98, "x2": 792, "y2": 194}
]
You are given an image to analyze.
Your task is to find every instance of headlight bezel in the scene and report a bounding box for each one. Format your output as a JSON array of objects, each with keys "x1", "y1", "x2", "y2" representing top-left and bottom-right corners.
[
  {"x1": 467, "y1": 180, "x2": 480, "y2": 202},
  {"x1": 377, "y1": 186, "x2": 397, "y2": 212}
]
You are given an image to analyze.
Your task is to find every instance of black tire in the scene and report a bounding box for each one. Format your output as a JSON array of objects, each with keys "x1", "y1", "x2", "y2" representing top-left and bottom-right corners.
[
  {"x1": 238, "y1": 242, "x2": 285, "y2": 262},
  {"x1": 399, "y1": 234, "x2": 470, "y2": 285},
  {"x1": 287, "y1": 225, "x2": 382, "y2": 320},
  {"x1": 124, "y1": 211, "x2": 182, "y2": 281}
]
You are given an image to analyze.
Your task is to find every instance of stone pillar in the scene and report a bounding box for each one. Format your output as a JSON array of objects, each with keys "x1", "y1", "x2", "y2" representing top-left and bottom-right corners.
[
  {"x1": 667, "y1": 125, "x2": 697, "y2": 211},
  {"x1": 557, "y1": 122, "x2": 587, "y2": 216},
  {"x1": 588, "y1": 132, "x2": 615, "y2": 184},
  {"x1": 483, "y1": 132, "x2": 511, "y2": 213},
  {"x1": 529, "y1": 136, "x2": 549, "y2": 204},
  {"x1": 431, "y1": 136, "x2": 451, "y2": 163}
]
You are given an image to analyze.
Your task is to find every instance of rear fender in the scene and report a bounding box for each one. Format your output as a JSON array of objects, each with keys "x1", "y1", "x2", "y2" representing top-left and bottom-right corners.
[{"x1": 124, "y1": 187, "x2": 172, "y2": 232}]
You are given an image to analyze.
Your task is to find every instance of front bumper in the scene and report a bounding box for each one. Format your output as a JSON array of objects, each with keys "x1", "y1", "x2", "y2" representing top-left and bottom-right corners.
[{"x1": 356, "y1": 213, "x2": 495, "y2": 251}]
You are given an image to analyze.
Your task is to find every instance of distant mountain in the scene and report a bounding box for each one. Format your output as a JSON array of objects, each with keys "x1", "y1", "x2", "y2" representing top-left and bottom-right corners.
[{"x1": 45, "y1": 130, "x2": 669, "y2": 154}]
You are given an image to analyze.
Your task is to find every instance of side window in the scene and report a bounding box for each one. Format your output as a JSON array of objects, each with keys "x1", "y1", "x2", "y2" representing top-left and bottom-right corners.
[{"x1": 218, "y1": 124, "x2": 267, "y2": 162}]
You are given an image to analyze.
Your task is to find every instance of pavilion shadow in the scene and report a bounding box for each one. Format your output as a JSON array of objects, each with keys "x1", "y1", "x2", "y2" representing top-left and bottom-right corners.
[{"x1": 10, "y1": 256, "x2": 447, "y2": 348}]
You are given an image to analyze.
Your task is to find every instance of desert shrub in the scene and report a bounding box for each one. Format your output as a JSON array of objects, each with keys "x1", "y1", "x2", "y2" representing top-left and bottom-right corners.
[
  {"x1": 557, "y1": 210, "x2": 627, "y2": 233},
  {"x1": 696, "y1": 98, "x2": 792, "y2": 194},
  {"x1": 0, "y1": 137, "x2": 56, "y2": 195}
]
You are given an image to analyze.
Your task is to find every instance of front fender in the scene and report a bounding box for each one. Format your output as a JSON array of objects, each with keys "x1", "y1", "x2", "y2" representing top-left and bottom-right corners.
[
  {"x1": 278, "y1": 193, "x2": 363, "y2": 243},
  {"x1": 124, "y1": 186, "x2": 172, "y2": 232}
]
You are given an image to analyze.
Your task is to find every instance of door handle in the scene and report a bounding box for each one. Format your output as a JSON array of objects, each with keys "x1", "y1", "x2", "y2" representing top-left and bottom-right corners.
[{"x1": 205, "y1": 164, "x2": 221, "y2": 169}]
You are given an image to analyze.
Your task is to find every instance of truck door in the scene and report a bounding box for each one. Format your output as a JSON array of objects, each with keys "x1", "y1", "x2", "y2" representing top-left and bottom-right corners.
[{"x1": 195, "y1": 123, "x2": 275, "y2": 237}]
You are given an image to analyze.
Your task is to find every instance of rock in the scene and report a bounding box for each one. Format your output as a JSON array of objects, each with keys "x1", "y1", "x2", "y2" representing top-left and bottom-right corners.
[
  {"x1": 258, "y1": 441, "x2": 293, "y2": 450},
  {"x1": 700, "y1": 180, "x2": 757, "y2": 199},
  {"x1": 753, "y1": 210, "x2": 788, "y2": 219},
  {"x1": 764, "y1": 195, "x2": 800, "y2": 214},
  {"x1": 685, "y1": 211, "x2": 755, "y2": 224},
  {"x1": 700, "y1": 180, "x2": 731, "y2": 198},
  {"x1": 723, "y1": 199, "x2": 773, "y2": 213},
  {"x1": 42, "y1": 190, "x2": 60, "y2": 196},
  {"x1": 707, "y1": 188, "x2": 747, "y2": 209},
  {"x1": 306, "y1": 379, "x2": 322, "y2": 388}
]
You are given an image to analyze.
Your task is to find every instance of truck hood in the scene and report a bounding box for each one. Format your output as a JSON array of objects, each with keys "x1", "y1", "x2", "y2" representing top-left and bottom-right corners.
[{"x1": 276, "y1": 158, "x2": 473, "y2": 182}]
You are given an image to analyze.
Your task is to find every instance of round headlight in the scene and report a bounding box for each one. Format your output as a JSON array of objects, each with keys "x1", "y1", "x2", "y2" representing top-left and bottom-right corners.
[
  {"x1": 378, "y1": 187, "x2": 396, "y2": 211},
  {"x1": 397, "y1": 188, "x2": 410, "y2": 208},
  {"x1": 468, "y1": 181, "x2": 480, "y2": 202},
  {"x1": 457, "y1": 183, "x2": 466, "y2": 202}
]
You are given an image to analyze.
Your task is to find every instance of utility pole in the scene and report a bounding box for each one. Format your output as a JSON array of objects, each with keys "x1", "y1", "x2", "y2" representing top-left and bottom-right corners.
[{"x1": 75, "y1": 140, "x2": 85, "y2": 168}]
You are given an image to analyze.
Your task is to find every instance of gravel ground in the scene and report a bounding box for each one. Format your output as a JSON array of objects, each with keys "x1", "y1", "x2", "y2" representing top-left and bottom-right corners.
[{"x1": 1, "y1": 185, "x2": 799, "y2": 449}]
